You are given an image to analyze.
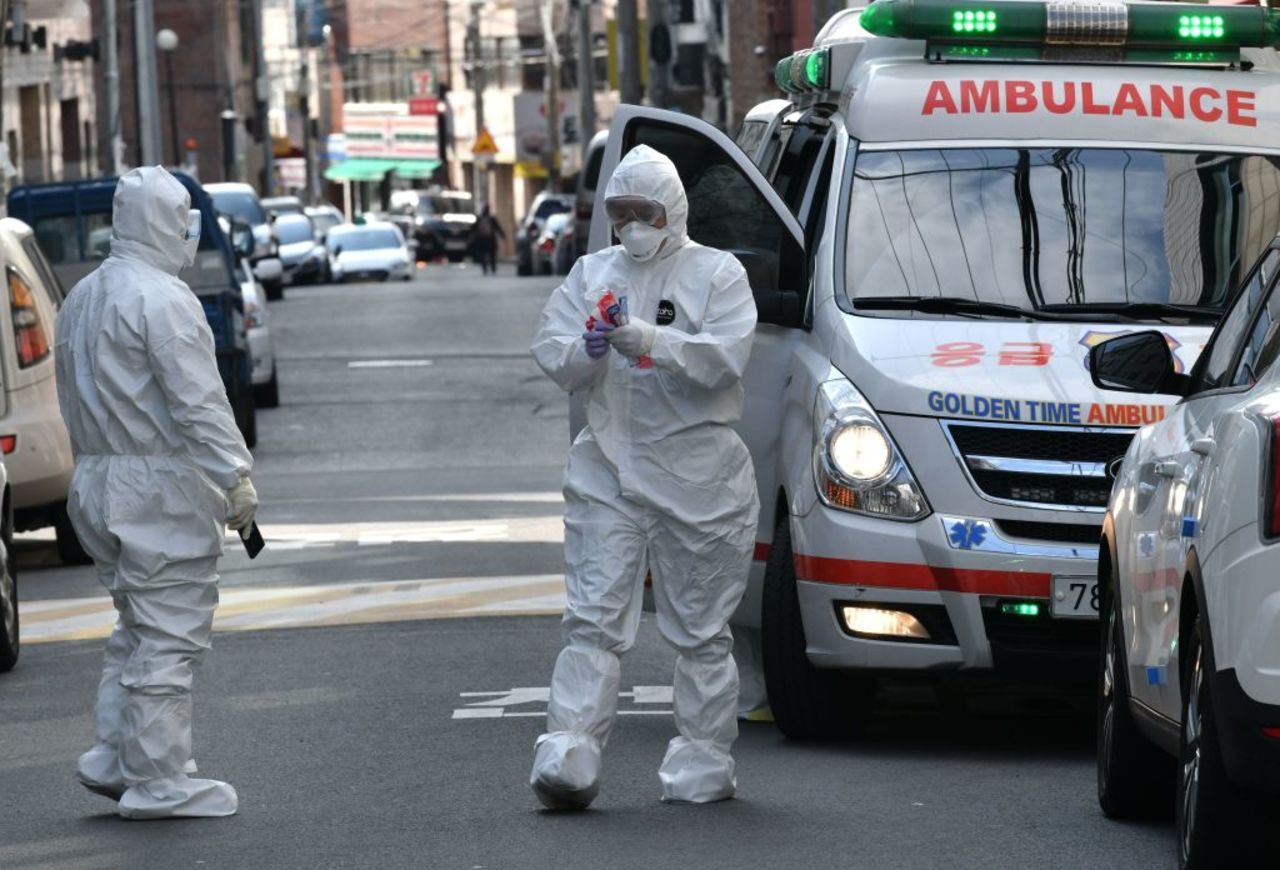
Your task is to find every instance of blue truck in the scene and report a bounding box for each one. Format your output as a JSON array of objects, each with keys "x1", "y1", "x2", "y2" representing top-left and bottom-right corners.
[{"x1": 7, "y1": 173, "x2": 258, "y2": 447}]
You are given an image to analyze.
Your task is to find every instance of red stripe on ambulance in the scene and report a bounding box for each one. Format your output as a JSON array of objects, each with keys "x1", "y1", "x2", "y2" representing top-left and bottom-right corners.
[{"x1": 921, "y1": 79, "x2": 1257, "y2": 127}]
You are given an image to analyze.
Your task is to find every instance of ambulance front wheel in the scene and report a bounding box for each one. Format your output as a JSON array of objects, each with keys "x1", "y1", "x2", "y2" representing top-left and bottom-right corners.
[{"x1": 760, "y1": 514, "x2": 872, "y2": 741}]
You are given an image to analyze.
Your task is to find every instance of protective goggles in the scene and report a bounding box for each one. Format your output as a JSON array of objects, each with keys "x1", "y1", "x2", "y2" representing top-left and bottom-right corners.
[
  {"x1": 185, "y1": 209, "x2": 203, "y2": 243},
  {"x1": 604, "y1": 197, "x2": 665, "y2": 228}
]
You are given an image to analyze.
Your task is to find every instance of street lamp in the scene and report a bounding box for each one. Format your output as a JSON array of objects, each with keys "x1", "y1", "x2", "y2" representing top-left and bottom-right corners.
[{"x1": 156, "y1": 28, "x2": 180, "y2": 166}]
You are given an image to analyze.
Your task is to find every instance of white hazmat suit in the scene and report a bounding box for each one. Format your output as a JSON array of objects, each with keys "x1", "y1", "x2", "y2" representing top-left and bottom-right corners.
[
  {"x1": 55, "y1": 166, "x2": 255, "y2": 819},
  {"x1": 529, "y1": 145, "x2": 760, "y2": 807}
]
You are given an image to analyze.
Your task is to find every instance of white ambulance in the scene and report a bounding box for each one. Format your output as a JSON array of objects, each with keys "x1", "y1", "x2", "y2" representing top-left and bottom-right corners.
[{"x1": 587, "y1": 0, "x2": 1280, "y2": 738}]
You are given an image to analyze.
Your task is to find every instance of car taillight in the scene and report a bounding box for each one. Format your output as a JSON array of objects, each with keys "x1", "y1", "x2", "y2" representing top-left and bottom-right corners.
[
  {"x1": 9, "y1": 268, "x2": 49, "y2": 369},
  {"x1": 541, "y1": 239, "x2": 555, "y2": 254},
  {"x1": 0, "y1": 435, "x2": 15, "y2": 455},
  {"x1": 1269, "y1": 416, "x2": 1280, "y2": 538}
]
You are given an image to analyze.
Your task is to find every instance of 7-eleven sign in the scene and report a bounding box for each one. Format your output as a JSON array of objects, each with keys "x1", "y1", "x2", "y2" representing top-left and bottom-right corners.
[{"x1": 413, "y1": 69, "x2": 435, "y2": 97}]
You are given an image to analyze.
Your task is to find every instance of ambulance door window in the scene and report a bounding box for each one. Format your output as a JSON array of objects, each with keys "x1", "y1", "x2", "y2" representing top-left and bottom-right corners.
[
  {"x1": 770, "y1": 117, "x2": 831, "y2": 218},
  {"x1": 620, "y1": 118, "x2": 806, "y2": 326},
  {"x1": 735, "y1": 119, "x2": 769, "y2": 165}
]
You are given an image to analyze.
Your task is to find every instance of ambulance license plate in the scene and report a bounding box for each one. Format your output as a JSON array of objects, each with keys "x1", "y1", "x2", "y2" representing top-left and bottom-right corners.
[{"x1": 1052, "y1": 575, "x2": 1100, "y2": 619}]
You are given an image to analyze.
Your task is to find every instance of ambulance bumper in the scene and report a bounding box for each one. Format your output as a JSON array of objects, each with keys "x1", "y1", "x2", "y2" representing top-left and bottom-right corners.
[{"x1": 790, "y1": 507, "x2": 1101, "y2": 679}]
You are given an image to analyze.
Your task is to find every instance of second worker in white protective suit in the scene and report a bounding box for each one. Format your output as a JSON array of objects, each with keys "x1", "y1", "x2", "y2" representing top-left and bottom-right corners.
[
  {"x1": 56, "y1": 166, "x2": 258, "y2": 819},
  {"x1": 529, "y1": 144, "x2": 760, "y2": 807}
]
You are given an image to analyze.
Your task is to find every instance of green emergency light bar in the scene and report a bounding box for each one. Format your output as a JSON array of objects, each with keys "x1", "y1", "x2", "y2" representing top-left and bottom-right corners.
[
  {"x1": 858, "y1": 0, "x2": 1280, "y2": 50},
  {"x1": 775, "y1": 47, "x2": 832, "y2": 93}
]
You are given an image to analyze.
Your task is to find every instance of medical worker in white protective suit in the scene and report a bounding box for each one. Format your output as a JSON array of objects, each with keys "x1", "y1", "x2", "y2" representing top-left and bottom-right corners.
[
  {"x1": 529, "y1": 144, "x2": 760, "y2": 807},
  {"x1": 56, "y1": 166, "x2": 258, "y2": 819}
]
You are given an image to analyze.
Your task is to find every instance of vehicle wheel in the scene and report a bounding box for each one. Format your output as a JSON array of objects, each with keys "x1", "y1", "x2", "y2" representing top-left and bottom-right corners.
[
  {"x1": 447, "y1": 253, "x2": 464, "y2": 264},
  {"x1": 517, "y1": 259, "x2": 531, "y2": 277},
  {"x1": 0, "y1": 493, "x2": 18, "y2": 672},
  {"x1": 761, "y1": 515, "x2": 872, "y2": 740},
  {"x1": 255, "y1": 368, "x2": 280, "y2": 409},
  {"x1": 54, "y1": 502, "x2": 92, "y2": 566},
  {"x1": 540, "y1": 261, "x2": 552, "y2": 276},
  {"x1": 1176, "y1": 616, "x2": 1280, "y2": 868},
  {"x1": 1097, "y1": 582, "x2": 1175, "y2": 819}
]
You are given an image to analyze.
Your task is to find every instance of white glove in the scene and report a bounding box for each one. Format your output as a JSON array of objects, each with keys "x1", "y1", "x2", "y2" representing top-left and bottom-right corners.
[
  {"x1": 225, "y1": 476, "x2": 258, "y2": 532},
  {"x1": 605, "y1": 318, "x2": 656, "y2": 359}
]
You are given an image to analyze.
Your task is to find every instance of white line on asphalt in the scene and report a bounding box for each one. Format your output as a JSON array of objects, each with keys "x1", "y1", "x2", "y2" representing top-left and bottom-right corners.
[
  {"x1": 347, "y1": 359, "x2": 435, "y2": 368},
  {"x1": 450, "y1": 686, "x2": 674, "y2": 720}
]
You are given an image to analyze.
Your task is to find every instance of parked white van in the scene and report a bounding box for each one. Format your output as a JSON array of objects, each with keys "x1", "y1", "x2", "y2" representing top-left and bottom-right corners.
[{"x1": 588, "y1": 0, "x2": 1280, "y2": 738}]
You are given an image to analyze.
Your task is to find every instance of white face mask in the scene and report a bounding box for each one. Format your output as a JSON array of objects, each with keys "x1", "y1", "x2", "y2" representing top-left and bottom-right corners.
[
  {"x1": 618, "y1": 222, "x2": 666, "y2": 262},
  {"x1": 182, "y1": 209, "x2": 201, "y2": 268}
]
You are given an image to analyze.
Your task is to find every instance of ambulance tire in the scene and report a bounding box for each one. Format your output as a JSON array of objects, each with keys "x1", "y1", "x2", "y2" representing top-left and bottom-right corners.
[
  {"x1": 1096, "y1": 581, "x2": 1174, "y2": 820},
  {"x1": 761, "y1": 515, "x2": 871, "y2": 741}
]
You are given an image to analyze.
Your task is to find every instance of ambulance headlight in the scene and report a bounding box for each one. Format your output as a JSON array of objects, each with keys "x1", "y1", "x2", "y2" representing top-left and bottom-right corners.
[
  {"x1": 829, "y1": 424, "x2": 892, "y2": 481},
  {"x1": 814, "y1": 379, "x2": 930, "y2": 520}
]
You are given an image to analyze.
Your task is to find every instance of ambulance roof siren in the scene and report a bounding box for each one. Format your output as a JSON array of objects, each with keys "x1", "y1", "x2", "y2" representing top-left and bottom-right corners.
[{"x1": 856, "y1": 0, "x2": 1280, "y2": 51}]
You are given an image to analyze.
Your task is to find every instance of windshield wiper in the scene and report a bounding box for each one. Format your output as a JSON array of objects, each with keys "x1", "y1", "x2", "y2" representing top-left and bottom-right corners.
[
  {"x1": 1038, "y1": 302, "x2": 1221, "y2": 324},
  {"x1": 852, "y1": 296, "x2": 1062, "y2": 321}
]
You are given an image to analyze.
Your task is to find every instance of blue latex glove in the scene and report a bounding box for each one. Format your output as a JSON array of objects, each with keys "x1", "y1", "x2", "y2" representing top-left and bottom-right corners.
[{"x1": 583, "y1": 326, "x2": 613, "y2": 360}]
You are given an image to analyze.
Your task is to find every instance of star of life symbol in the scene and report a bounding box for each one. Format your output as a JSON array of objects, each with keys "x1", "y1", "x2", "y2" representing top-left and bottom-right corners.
[{"x1": 948, "y1": 519, "x2": 987, "y2": 550}]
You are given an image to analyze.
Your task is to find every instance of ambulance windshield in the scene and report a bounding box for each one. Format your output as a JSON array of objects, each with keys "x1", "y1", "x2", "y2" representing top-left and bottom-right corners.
[{"x1": 846, "y1": 148, "x2": 1280, "y2": 319}]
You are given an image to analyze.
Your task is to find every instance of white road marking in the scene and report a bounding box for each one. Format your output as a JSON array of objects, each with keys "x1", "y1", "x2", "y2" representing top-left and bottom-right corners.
[
  {"x1": 347, "y1": 359, "x2": 435, "y2": 368},
  {"x1": 451, "y1": 686, "x2": 673, "y2": 720}
]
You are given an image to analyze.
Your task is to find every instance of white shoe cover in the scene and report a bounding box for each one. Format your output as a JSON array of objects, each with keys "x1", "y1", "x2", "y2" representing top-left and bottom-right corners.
[
  {"x1": 530, "y1": 732, "x2": 602, "y2": 810},
  {"x1": 77, "y1": 744, "x2": 125, "y2": 800},
  {"x1": 78, "y1": 744, "x2": 199, "y2": 802},
  {"x1": 117, "y1": 775, "x2": 237, "y2": 819},
  {"x1": 658, "y1": 737, "x2": 736, "y2": 804}
]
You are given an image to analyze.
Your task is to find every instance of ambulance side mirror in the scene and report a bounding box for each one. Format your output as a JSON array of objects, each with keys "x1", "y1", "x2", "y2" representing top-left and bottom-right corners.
[{"x1": 1090, "y1": 331, "x2": 1189, "y2": 396}]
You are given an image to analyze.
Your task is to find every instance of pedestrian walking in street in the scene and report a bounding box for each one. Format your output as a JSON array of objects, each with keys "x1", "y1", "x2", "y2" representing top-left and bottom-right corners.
[
  {"x1": 474, "y1": 204, "x2": 505, "y2": 275},
  {"x1": 529, "y1": 144, "x2": 760, "y2": 808},
  {"x1": 56, "y1": 166, "x2": 258, "y2": 819}
]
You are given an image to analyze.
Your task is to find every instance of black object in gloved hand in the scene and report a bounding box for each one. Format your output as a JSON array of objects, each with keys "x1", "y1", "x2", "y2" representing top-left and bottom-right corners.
[{"x1": 239, "y1": 522, "x2": 265, "y2": 559}]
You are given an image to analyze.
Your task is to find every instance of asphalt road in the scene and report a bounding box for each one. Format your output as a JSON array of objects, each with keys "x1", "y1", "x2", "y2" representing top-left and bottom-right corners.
[{"x1": 1, "y1": 263, "x2": 1179, "y2": 869}]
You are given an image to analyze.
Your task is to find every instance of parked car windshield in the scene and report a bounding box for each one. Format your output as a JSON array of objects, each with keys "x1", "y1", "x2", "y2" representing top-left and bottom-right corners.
[
  {"x1": 209, "y1": 190, "x2": 267, "y2": 226},
  {"x1": 275, "y1": 217, "x2": 314, "y2": 245},
  {"x1": 845, "y1": 147, "x2": 1280, "y2": 319},
  {"x1": 308, "y1": 211, "x2": 342, "y2": 236},
  {"x1": 429, "y1": 195, "x2": 473, "y2": 215},
  {"x1": 330, "y1": 228, "x2": 401, "y2": 252},
  {"x1": 535, "y1": 198, "x2": 570, "y2": 220}
]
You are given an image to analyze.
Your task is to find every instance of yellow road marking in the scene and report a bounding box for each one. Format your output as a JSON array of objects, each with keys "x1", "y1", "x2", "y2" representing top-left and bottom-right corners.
[{"x1": 21, "y1": 574, "x2": 566, "y2": 644}]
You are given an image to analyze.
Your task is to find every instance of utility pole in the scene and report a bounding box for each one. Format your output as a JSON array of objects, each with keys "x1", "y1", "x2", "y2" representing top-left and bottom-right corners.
[
  {"x1": 541, "y1": 0, "x2": 561, "y2": 192},
  {"x1": 616, "y1": 0, "x2": 641, "y2": 105},
  {"x1": 134, "y1": 0, "x2": 162, "y2": 166},
  {"x1": 103, "y1": 0, "x2": 123, "y2": 173},
  {"x1": 468, "y1": 0, "x2": 488, "y2": 207},
  {"x1": 576, "y1": 0, "x2": 595, "y2": 162},
  {"x1": 251, "y1": 0, "x2": 274, "y2": 196},
  {"x1": 648, "y1": 0, "x2": 671, "y2": 110},
  {"x1": 301, "y1": 50, "x2": 317, "y2": 202},
  {"x1": 0, "y1": 0, "x2": 10, "y2": 211}
]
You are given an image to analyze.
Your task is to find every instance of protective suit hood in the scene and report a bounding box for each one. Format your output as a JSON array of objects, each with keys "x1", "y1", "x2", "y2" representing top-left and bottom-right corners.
[
  {"x1": 110, "y1": 166, "x2": 193, "y2": 276},
  {"x1": 603, "y1": 145, "x2": 689, "y2": 261}
]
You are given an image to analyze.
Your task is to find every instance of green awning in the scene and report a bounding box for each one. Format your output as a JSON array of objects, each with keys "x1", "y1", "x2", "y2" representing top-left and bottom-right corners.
[
  {"x1": 324, "y1": 159, "x2": 397, "y2": 181},
  {"x1": 389, "y1": 159, "x2": 441, "y2": 179}
]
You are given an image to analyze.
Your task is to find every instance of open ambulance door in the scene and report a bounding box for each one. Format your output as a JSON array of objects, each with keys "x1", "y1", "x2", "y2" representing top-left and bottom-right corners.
[{"x1": 581, "y1": 105, "x2": 809, "y2": 625}]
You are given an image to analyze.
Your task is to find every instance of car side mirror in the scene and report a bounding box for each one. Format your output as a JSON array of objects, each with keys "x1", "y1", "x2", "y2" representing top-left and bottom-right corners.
[
  {"x1": 333, "y1": 245, "x2": 343, "y2": 258},
  {"x1": 1090, "y1": 331, "x2": 1190, "y2": 395},
  {"x1": 230, "y1": 221, "x2": 255, "y2": 259}
]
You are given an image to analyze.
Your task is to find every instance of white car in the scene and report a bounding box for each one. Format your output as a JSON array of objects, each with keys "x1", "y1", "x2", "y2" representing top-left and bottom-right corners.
[
  {"x1": 206, "y1": 182, "x2": 285, "y2": 300},
  {"x1": 1093, "y1": 238, "x2": 1280, "y2": 867},
  {"x1": 326, "y1": 223, "x2": 412, "y2": 283},
  {"x1": 0, "y1": 218, "x2": 85, "y2": 564},
  {"x1": 274, "y1": 214, "x2": 325, "y2": 287},
  {"x1": 237, "y1": 260, "x2": 278, "y2": 408}
]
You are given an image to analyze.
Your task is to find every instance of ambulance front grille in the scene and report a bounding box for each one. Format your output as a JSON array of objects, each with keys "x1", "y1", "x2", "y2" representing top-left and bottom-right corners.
[{"x1": 943, "y1": 422, "x2": 1135, "y2": 511}]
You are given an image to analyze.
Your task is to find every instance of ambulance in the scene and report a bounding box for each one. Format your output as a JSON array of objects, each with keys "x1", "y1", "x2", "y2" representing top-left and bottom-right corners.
[{"x1": 586, "y1": 0, "x2": 1280, "y2": 738}]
